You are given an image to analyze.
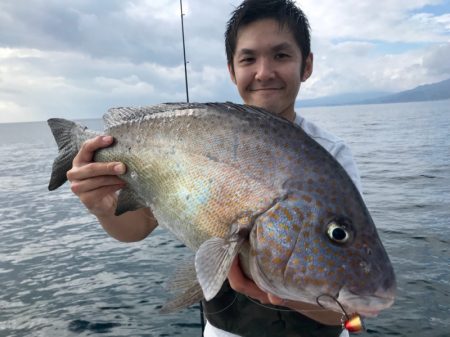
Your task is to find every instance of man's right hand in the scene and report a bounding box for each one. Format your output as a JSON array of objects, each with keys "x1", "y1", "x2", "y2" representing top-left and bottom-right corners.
[
  {"x1": 66, "y1": 135, "x2": 127, "y2": 218},
  {"x1": 228, "y1": 256, "x2": 343, "y2": 326}
]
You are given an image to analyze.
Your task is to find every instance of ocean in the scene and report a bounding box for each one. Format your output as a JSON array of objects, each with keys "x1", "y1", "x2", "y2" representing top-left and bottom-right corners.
[{"x1": 0, "y1": 100, "x2": 449, "y2": 337}]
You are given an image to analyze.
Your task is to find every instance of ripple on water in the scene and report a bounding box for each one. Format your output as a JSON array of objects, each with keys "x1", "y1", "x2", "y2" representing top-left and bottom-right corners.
[{"x1": 1, "y1": 104, "x2": 450, "y2": 336}]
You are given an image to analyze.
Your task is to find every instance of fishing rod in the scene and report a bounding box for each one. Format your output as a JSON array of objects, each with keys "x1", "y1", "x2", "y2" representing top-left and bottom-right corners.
[
  {"x1": 180, "y1": 0, "x2": 190, "y2": 103},
  {"x1": 180, "y1": 2, "x2": 203, "y2": 334}
]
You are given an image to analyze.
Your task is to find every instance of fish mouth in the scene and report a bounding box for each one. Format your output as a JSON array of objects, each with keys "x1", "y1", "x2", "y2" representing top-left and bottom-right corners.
[
  {"x1": 335, "y1": 287, "x2": 396, "y2": 318},
  {"x1": 249, "y1": 254, "x2": 396, "y2": 318}
]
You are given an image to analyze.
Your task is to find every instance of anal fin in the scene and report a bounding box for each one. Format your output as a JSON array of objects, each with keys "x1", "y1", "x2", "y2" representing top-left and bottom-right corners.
[
  {"x1": 161, "y1": 259, "x2": 203, "y2": 313},
  {"x1": 160, "y1": 282, "x2": 204, "y2": 313}
]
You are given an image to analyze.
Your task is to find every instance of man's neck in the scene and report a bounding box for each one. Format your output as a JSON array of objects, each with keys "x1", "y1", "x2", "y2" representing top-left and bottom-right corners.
[{"x1": 280, "y1": 109, "x2": 296, "y2": 122}]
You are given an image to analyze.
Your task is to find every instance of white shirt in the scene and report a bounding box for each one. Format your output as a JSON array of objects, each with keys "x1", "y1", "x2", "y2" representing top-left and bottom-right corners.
[
  {"x1": 294, "y1": 114, "x2": 362, "y2": 193},
  {"x1": 204, "y1": 114, "x2": 361, "y2": 337}
]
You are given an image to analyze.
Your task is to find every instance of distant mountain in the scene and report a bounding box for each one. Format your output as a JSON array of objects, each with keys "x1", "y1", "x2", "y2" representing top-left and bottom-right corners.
[
  {"x1": 361, "y1": 78, "x2": 450, "y2": 105},
  {"x1": 298, "y1": 78, "x2": 450, "y2": 107},
  {"x1": 298, "y1": 91, "x2": 392, "y2": 108}
]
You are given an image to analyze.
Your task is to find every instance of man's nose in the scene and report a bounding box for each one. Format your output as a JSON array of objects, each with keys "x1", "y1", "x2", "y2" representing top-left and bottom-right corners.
[{"x1": 255, "y1": 58, "x2": 275, "y2": 81}]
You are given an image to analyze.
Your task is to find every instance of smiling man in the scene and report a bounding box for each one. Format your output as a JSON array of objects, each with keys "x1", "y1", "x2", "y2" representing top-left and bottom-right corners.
[{"x1": 229, "y1": 18, "x2": 312, "y2": 122}]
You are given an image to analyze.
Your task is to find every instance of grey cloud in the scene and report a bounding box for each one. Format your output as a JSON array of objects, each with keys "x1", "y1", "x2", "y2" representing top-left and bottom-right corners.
[
  {"x1": 0, "y1": 0, "x2": 240, "y2": 72},
  {"x1": 3, "y1": 0, "x2": 448, "y2": 123},
  {"x1": 0, "y1": 0, "x2": 196, "y2": 66},
  {"x1": 423, "y1": 43, "x2": 450, "y2": 77},
  {"x1": 0, "y1": 0, "x2": 243, "y2": 123}
]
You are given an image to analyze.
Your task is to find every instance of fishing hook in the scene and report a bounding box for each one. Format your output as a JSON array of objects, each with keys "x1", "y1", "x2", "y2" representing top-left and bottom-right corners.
[{"x1": 316, "y1": 294, "x2": 365, "y2": 333}]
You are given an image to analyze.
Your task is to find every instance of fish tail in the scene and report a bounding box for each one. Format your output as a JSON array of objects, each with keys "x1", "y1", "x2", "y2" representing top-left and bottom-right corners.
[{"x1": 47, "y1": 118, "x2": 87, "y2": 191}]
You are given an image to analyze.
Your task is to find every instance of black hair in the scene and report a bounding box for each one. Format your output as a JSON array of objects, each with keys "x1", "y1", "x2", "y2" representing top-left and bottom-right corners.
[{"x1": 225, "y1": 0, "x2": 311, "y2": 75}]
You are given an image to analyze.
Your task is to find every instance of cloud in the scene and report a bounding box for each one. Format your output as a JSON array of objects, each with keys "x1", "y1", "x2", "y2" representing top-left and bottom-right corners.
[
  {"x1": 0, "y1": 101, "x2": 39, "y2": 124},
  {"x1": 0, "y1": 0, "x2": 449, "y2": 123},
  {"x1": 297, "y1": 0, "x2": 450, "y2": 99},
  {"x1": 422, "y1": 43, "x2": 450, "y2": 77},
  {"x1": 0, "y1": 0, "x2": 188, "y2": 65},
  {"x1": 301, "y1": 40, "x2": 450, "y2": 99},
  {"x1": 0, "y1": 44, "x2": 233, "y2": 122},
  {"x1": 301, "y1": 0, "x2": 449, "y2": 42}
]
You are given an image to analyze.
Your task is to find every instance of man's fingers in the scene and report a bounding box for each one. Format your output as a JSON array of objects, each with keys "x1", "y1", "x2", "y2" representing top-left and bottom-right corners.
[
  {"x1": 267, "y1": 293, "x2": 286, "y2": 306},
  {"x1": 70, "y1": 176, "x2": 126, "y2": 195},
  {"x1": 73, "y1": 136, "x2": 114, "y2": 166},
  {"x1": 79, "y1": 184, "x2": 122, "y2": 210},
  {"x1": 228, "y1": 257, "x2": 271, "y2": 304},
  {"x1": 67, "y1": 162, "x2": 126, "y2": 181},
  {"x1": 227, "y1": 257, "x2": 248, "y2": 290}
]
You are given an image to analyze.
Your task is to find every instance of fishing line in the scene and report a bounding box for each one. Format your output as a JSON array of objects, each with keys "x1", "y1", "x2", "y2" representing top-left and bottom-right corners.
[
  {"x1": 245, "y1": 295, "x2": 343, "y2": 313},
  {"x1": 245, "y1": 296, "x2": 295, "y2": 312},
  {"x1": 316, "y1": 294, "x2": 350, "y2": 319},
  {"x1": 200, "y1": 293, "x2": 239, "y2": 315}
]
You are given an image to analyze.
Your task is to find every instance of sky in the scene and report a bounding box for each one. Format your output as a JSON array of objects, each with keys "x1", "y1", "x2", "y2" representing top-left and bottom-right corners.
[{"x1": 0, "y1": 0, "x2": 449, "y2": 123}]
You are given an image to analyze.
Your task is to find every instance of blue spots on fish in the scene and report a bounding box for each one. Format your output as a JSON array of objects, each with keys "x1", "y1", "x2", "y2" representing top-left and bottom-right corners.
[
  {"x1": 176, "y1": 177, "x2": 212, "y2": 218},
  {"x1": 251, "y1": 194, "x2": 351, "y2": 291},
  {"x1": 195, "y1": 184, "x2": 210, "y2": 205},
  {"x1": 252, "y1": 196, "x2": 302, "y2": 269}
]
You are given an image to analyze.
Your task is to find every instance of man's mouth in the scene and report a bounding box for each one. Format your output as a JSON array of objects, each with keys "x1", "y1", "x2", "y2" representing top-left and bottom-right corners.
[{"x1": 250, "y1": 87, "x2": 282, "y2": 91}]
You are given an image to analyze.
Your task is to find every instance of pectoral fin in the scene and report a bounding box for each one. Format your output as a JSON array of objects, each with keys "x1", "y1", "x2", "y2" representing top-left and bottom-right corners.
[
  {"x1": 195, "y1": 237, "x2": 242, "y2": 301},
  {"x1": 115, "y1": 187, "x2": 146, "y2": 215},
  {"x1": 195, "y1": 215, "x2": 256, "y2": 301}
]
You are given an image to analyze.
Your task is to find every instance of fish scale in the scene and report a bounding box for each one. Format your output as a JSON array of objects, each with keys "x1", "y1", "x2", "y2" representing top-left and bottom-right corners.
[{"x1": 47, "y1": 102, "x2": 396, "y2": 317}]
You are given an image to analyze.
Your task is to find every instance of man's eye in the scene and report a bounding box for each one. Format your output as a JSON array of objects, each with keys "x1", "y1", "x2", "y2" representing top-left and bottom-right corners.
[
  {"x1": 240, "y1": 57, "x2": 254, "y2": 63},
  {"x1": 275, "y1": 53, "x2": 289, "y2": 59}
]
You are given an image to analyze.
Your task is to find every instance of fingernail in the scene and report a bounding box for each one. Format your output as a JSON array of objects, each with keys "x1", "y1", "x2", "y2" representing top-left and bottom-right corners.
[
  {"x1": 114, "y1": 163, "x2": 125, "y2": 174},
  {"x1": 102, "y1": 136, "x2": 113, "y2": 143}
]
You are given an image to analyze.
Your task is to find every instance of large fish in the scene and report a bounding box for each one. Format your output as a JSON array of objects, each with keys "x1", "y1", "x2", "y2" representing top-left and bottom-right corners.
[{"x1": 47, "y1": 102, "x2": 396, "y2": 317}]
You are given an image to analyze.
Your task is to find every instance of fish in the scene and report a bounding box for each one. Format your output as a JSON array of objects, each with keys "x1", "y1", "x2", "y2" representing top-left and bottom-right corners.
[{"x1": 47, "y1": 102, "x2": 396, "y2": 317}]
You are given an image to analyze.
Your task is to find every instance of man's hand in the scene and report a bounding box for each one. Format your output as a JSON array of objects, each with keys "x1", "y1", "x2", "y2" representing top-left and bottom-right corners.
[
  {"x1": 66, "y1": 135, "x2": 157, "y2": 243},
  {"x1": 227, "y1": 256, "x2": 343, "y2": 326},
  {"x1": 228, "y1": 256, "x2": 274, "y2": 304},
  {"x1": 66, "y1": 135, "x2": 126, "y2": 218}
]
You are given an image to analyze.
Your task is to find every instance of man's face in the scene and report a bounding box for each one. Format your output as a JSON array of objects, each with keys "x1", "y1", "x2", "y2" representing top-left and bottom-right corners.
[{"x1": 229, "y1": 18, "x2": 312, "y2": 122}]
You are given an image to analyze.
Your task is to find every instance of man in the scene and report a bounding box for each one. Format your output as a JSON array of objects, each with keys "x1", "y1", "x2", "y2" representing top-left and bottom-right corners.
[{"x1": 67, "y1": 0, "x2": 361, "y2": 336}]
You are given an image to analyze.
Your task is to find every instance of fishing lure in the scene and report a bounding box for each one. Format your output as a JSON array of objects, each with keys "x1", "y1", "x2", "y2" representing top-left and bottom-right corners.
[
  {"x1": 316, "y1": 294, "x2": 365, "y2": 334},
  {"x1": 344, "y1": 314, "x2": 365, "y2": 333}
]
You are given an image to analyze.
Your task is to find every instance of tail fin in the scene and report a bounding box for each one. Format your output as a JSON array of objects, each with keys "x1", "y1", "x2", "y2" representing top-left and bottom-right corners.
[{"x1": 47, "y1": 118, "x2": 86, "y2": 191}]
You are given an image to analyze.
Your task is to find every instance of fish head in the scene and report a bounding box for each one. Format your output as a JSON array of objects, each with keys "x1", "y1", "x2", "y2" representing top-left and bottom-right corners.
[{"x1": 248, "y1": 190, "x2": 396, "y2": 317}]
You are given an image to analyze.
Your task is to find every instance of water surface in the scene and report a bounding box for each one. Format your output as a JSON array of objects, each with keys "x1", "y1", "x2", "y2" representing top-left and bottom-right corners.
[{"x1": 0, "y1": 100, "x2": 449, "y2": 336}]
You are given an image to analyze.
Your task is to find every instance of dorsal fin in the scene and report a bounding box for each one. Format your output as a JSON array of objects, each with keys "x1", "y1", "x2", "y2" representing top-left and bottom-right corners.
[
  {"x1": 204, "y1": 102, "x2": 294, "y2": 125},
  {"x1": 102, "y1": 102, "x2": 283, "y2": 129},
  {"x1": 103, "y1": 104, "x2": 169, "y2": 128},
  {"x1": 103, "y1": 103, "x2": 207, "y2": 128}
]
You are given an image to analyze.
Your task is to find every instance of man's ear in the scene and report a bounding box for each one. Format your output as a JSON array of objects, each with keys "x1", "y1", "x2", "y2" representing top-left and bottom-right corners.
[
  {"x1": 228, "y1": 63, "x2": 237, "y2": 84},
  {"x1": 301, "y1": 53, "x2": 314, "y2": 82}
]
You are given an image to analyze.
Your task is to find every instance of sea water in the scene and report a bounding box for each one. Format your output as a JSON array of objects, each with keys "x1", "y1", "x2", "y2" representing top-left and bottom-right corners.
[{"x1": 0, "y1": 100, "x2": 449, "y2": 337}]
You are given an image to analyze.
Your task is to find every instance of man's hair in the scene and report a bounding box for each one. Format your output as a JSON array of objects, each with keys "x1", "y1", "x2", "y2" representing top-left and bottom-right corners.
[{"x1": 225, "y1": 0, "x2": 311, "y2": 75}]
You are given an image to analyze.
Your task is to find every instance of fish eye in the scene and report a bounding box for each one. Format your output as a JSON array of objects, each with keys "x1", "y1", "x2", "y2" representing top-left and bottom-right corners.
[{"x1": 327, "y1": 222, "x2": 350, "y2": 244}]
